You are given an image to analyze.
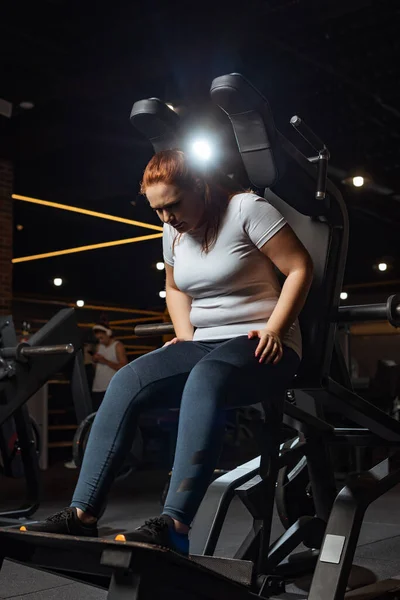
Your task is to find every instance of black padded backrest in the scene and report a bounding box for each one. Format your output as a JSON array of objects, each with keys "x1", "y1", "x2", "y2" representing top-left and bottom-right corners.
[
  {"x1": 211, "y1": 73, "x2": 349, "y2": 387},
  {"x1": 265, "y1": 189, "x2": 344, "y2": 386},
  {"x1": 210, "y1": 74, "x2": 284, "y2": 189},
  {"x1": 130, "y1": 98, "x2": 180, "y2": 153}
]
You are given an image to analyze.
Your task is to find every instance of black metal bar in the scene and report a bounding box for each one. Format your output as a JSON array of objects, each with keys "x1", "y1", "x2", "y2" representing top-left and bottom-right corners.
[
  {"x1": 190, "y1": 457, "x2": 260, "y2": 556},
  {"x1": 71, "y1": 350, "x2": 93, "y2": 423},
  {"x1": 337, "y1": 303, "x2": 386, "y2": 323},
  {"x1": 134, "y1": 323, "x2": 175, "y2": 336},
  {"x1": 324, "y1": 377, "x2": 400, "y2": 441},
  {"x1": 316, "y1": 148, "x2": 329, "y2": 200},
  {"x1": 267, "y1": 516, "x2": 323, "y2": 571},
  {"x1": 20, "y1": 344, "x2": 74, "y2": 357},
  {"x1": 0, "y1": 405, "x2": 40, "y2": 519},
  {"x1": 308, "y1": 459, "x2": 400, "y2": 600},
  {"x1": 234, "y1": 522, "x2": 262, "y2": 563},
  {"x1": 256, "y1": 396, "x2": 285, "y2": 575},
  {"x1": 330, "y1": 339, "x2": 353, "y2": 390},
  {"x1": 283, "y1": 402, "x2": 333, "y2": 436},
  {"x1": 336, "y1": 295, "x2": 400, "y2": 325},
  {"x1": 0, "y1": 343, "x2": 74, "y2": 360},
  {"x1": 305, "y1": 436, "x2": 336, "y2": 523},
  {"x1": 290, "y1": 116, "x2": 326, "y2": 154},
  {"x1": 108, "y1": 571, "x2": 141, "y2": 600}
]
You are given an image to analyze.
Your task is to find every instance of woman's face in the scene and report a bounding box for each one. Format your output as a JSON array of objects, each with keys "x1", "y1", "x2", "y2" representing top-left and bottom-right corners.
[
  {"x1": 95, "y1": 332, "x2": 109, "y2": 345},
  {"x1": 146, "y1": 182, "x2": 205, "y2": 233}
]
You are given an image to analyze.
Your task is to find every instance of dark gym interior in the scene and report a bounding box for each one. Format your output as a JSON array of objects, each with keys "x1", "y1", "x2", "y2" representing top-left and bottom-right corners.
[{"x1": 1, "y1": 2, "x2": 400, "y2": 599}]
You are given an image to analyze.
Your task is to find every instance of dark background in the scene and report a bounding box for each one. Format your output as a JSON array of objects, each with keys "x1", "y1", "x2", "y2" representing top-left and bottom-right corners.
[{"x1": 1, "y1": 0, "x2": 399, "y2": 308}]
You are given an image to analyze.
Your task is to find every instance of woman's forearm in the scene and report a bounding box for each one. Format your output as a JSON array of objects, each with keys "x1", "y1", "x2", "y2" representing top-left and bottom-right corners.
[
  {"x1": 266, "y1": 264, "x2": 313, "y2": 337},
  {"x1": 166, "y1": 287, "x2": 194, "y2": 340},
  {"x1": 105, "y1": 359, "x2": 124, "y2": 372}
]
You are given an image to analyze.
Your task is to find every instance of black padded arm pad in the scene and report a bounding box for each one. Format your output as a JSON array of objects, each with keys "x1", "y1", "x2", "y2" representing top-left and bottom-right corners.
[
  {"x1": 210, "y1": 73, "x2": 284, "y2": 189},
  {"x1": 130, "y1": 98, "x2": 180, "y2": 154}
]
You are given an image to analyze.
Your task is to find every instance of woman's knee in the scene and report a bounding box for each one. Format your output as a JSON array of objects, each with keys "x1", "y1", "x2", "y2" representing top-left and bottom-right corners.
[
  {"x1": 186, "y1": 359, "x2": 236, "y2": 398},
  {"x1": 104, "y1": 362, "x2": 141, "y2": 400}
]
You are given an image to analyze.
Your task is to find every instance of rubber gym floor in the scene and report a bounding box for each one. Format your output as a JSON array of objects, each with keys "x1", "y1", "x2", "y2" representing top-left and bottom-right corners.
[{"x1": 1, "y1": 467, "x2": 400, "y2": 599}]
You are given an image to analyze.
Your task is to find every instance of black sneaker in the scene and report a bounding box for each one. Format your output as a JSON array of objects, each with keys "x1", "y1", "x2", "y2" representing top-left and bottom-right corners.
[
  {"x1": 114, "y1": 515, "x2": 189, "y2": 555},
  {"x1": 20, "y1": 507, "x2": 98, "y2": 537}
]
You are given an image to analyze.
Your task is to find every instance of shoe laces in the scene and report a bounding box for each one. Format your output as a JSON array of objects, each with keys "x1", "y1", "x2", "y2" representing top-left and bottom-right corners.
[
  {"x1": 140, "y1": 517, "x2": 168, "y2": 535},
  {"x1": 46, "y1": 508, "x2": 73, "y2": 524}
]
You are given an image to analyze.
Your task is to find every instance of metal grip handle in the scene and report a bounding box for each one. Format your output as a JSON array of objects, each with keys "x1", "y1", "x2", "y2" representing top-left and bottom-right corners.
[
  {"x1": 134, "y1": 323, "x2": 175, "y2": 337},
  {"x1": 290, "y1": 115, "x2": 325, "y2": 153},
  {"x1": 316, "y1": 149, "x2": 329, "y2": 200},
  {"x1": 337, "y1": 295, "x2": 400, "y2": 325},
  {"x1": 0, "y1": 343, "x2": 75, "y2": 361}
]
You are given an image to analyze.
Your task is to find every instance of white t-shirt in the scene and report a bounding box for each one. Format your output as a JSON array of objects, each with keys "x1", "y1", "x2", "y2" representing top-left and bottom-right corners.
[
  {"x1": 92, "y1": 340, "x2": 119, "y2": 392},
  {"x1": 163, "y1": 193, "x2": 302, "y2": 359}
]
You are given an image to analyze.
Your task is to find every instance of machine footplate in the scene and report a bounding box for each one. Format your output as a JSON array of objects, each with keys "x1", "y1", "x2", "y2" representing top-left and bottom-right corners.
[{"x1": 0, "y1": 528, "x2": 256, "y2": 599}]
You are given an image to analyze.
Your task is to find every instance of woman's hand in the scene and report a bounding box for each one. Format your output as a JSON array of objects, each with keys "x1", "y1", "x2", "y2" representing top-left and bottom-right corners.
[
  {"x1": 248, "y1": 328, "x2": 284, "y2": 365},
  {"x1": 93, "y1": 353, "x2": 107, "y2": 364},
  {"x1": 163, "y1": 337, "x2": 191, "y2": 347}
]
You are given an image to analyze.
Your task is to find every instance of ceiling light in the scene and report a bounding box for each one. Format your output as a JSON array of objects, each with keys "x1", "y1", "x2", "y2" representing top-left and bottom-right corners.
[
  {"x1": 76, "y1": 300, "x2": 85, "y2": 307},
  {"x1": 156, "y1": 262, "x2": 165, "y2": 270},
  {"x1": 342, "y1": 172, "x2": 371, "y2": 188},
  {"x1": 340, "y1": 292, "x2": 348, "y2": 300},
  {"x1": 378, "y1": 262, "x2": 388, "y2": 272},
  {"x1": 53, "y1": 277, "x2": 63, "y2": 287},
  {"x1": 16, "y1": 224, "x2": 24, "y2": 231},
  {"x1": 352, "y1": 176, "x2": 364, "y2": 187},
  {"x1": 19, "y1": 101, "x2": 35, "y2": 110},
  {"x1": 159, "y1": 290, "x2": 167, "y2": 298}
]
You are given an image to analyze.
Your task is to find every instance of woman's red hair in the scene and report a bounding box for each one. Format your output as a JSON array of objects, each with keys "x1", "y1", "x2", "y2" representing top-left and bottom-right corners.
[{"x1": 140, "y1": 149, "x2": 242, "y2": 253}]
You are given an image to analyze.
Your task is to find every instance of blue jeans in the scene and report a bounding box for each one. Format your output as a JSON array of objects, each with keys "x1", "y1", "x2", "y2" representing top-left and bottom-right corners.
[{"x1": 71, "y1": 336, "x2": 300, "y2": 526}]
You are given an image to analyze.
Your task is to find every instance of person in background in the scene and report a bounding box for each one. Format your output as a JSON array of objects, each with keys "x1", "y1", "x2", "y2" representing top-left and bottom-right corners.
[
  {"x1": 91, "y1": 323, "x2": 128, "y2": 411},
  {"x1": 64, "y1": 323, "x2": 128, "y2": 469}
]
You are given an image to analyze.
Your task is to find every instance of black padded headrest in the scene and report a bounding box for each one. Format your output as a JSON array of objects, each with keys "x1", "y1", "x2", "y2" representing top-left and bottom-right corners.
[
  {"x1": 130, "y1": 98, "x2": 180, "y2": 153},
  {"x1": 211, "y1": 73, "x2": 330, "y2": 218},
  {"x1": 210, "y1": 73, "x2": 284, "y2": 189}
]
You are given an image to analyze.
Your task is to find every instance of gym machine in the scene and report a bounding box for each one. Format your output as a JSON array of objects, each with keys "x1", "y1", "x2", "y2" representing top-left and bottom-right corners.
[
  {"x1": 0, "y1": 73, "x2": 399, "y2": 600},
  {"x1": 0, "y1": 308, "x2": 93, "y2": 525},
  {"x1": 135, "y1": 299, "x2": 400, "y2": 577}
]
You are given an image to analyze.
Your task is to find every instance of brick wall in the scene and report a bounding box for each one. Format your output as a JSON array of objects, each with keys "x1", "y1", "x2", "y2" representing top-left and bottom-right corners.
[{"x1": 0, "y1": 159, "x2": 13, "y2": 315}]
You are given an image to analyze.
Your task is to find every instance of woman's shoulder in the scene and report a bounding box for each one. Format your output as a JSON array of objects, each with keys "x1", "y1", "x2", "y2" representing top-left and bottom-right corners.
[
  {"x1": 228, "y1": 191, "x2": 265, "y2": 215},
  {"x1": 230, "y1": 191, "x2": 264, "y2": 205}
]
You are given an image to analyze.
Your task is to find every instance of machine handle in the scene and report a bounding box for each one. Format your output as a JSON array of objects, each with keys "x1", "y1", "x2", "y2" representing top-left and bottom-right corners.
[
  {"x1": 134, "y1": 323, "x2": 175, "y2": 336},
  {"x1": 0, "y1": 343, "x2": 75, "y2": 361},
  {"x1": 290, "y1": 116, "x2": 330, "y2": 200},
  {"x1": 290, "y1": 116, "x2": 326, "y2": 153},
  {"x1": 336, "y1": 294, "x2": 400, "y2": 327},
  {"x1": 134, "y1": 296, "x2": 400, "y2": 338},
  {"x1": 316, "y1": 148, "x2": 329, "y2": 200}
]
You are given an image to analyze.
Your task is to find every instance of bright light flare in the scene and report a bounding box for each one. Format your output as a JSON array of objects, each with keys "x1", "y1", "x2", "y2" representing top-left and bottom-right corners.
[
  {"x1": 352, "y1": 176, "x2": 364, "y2": 187},
  {"x1": 191, "y1": 139, "x2": 212, "y2": 161}
]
